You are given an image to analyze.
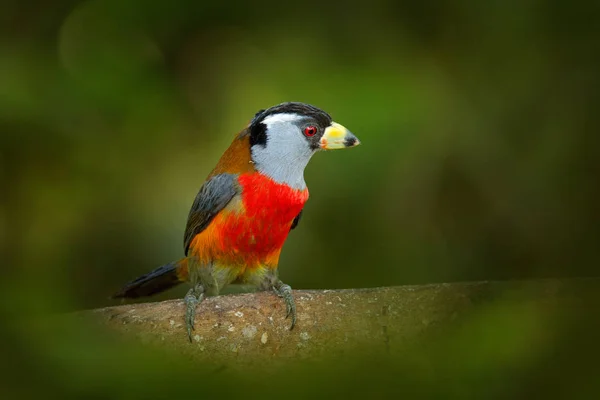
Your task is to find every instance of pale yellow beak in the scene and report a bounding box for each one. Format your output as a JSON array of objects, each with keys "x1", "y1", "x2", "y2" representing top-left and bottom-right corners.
[{"x1": 320, "y1": 122, "x2": 360, "y2": 150}]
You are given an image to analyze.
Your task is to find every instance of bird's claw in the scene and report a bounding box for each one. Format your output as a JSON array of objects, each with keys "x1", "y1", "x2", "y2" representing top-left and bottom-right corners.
[
  {"x1": 274, "y1": 283, "x2": 296, "y2": 330},
  {"x1": 184, "y1": 284, "x2": 204, "y2": 342}
]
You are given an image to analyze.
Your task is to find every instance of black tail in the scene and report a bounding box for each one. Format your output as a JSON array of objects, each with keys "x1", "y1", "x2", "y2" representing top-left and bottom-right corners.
[{"x1": 112, "y1": 260, "x2": 185, "y2": 299}]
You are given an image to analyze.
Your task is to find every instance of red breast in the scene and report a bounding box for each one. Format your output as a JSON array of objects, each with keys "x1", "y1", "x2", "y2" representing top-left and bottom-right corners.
[
  {"x1": 188, "y1": 172, "x2": 308, "y2": 269},
  {"x1": 215, "y1": 172, "x2": 308, "y2": 266}
]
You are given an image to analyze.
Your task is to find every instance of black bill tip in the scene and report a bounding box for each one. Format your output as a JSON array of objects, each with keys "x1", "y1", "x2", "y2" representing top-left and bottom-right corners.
[{"x1": 344, "y1": 136, "x2": 360, "y2": 147}]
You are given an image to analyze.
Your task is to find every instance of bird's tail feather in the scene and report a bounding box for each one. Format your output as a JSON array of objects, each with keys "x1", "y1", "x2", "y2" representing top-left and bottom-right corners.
[{"x1": 112, "y1": 258, "x2": 188, "y2": 299}]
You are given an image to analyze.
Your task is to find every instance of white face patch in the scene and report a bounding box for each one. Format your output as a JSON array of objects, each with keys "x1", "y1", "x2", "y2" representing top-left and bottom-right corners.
[
  {"x1": 260, "y1": 113, "x2": 303, "y2": 125},
  {"x1": 250, "y1": 113, "x2": 317, "y2": 189}
]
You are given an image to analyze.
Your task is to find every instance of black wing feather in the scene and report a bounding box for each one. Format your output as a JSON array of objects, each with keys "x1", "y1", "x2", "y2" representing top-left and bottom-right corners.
[
  {"x1": 184, "y1": 173, "x2": 238, "y2": 255},
  {"x1": 290, "y1": 209, "x2": 303, "y2": 231}
]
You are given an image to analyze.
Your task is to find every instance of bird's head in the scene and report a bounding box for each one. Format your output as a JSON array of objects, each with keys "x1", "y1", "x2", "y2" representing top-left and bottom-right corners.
[{"x1": 247, "y1": 102, "x2": 360, "y2": 189}]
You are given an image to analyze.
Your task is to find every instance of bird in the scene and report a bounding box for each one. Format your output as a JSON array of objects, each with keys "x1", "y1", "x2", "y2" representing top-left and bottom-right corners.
[{"x1": 113, "y1": 102, "x2": 360, "y2": 341}]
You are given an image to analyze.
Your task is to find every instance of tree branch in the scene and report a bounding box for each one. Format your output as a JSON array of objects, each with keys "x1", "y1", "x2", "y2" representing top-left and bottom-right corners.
[{"x1": 71, "y1": 278, "x2": 599, "y2": 367}]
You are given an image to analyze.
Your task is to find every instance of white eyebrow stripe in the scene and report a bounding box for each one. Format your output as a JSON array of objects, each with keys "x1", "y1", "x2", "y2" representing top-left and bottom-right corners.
[{"x1": 261, "y1": 113, "x2": 302, "y2": 125}]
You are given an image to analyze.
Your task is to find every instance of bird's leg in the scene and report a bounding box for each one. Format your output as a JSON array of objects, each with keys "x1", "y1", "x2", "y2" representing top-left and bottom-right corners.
[
  {"x1": 273, "y1": 280, "x2": 296, "y2": 330},
  {"x1": 184, "y1": 283, "x2": 205, "y2": 342}
]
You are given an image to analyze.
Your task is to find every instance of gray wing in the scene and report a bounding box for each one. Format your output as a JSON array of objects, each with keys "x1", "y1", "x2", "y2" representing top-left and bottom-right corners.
[{"x1": 184, "y1": 173, "x2": 238, "y2": 255}]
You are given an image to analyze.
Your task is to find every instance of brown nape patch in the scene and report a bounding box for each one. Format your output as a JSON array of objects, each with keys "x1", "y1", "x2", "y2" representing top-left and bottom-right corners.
[{"x1": 208, "y1": 130, "x2": 256, "y2": 177}]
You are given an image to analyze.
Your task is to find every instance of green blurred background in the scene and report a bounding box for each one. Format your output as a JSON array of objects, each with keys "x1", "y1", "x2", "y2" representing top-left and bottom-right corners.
[{"x1": 2, "y1": 0, "x2": 600, "y2": 398}]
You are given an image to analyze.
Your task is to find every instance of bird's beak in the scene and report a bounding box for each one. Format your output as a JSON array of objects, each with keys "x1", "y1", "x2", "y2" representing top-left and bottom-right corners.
[{"x1": 320, "y1": 122, "x2": 360, "y2": 150}]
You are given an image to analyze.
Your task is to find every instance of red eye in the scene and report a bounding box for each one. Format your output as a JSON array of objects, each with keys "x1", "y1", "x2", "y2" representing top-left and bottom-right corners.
[{"x1": 304, "y1": 126, "x2": 317, "y2": 137}]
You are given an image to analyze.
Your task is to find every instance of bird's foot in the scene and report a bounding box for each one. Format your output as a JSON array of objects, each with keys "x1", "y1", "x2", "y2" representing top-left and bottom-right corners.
[
  {"x1": 184, "y1": 283, "x2": 205, "y2": 342},
  {"x1": 273, "y1": 281, "x2": 296, "y2": 330}
]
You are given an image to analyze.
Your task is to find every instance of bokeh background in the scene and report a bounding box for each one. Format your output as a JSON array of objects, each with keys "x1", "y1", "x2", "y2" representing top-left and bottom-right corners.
[{"x1": 2, "y1": 0, "x2": 600, "y2": 398}]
